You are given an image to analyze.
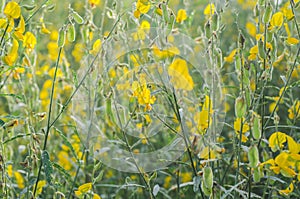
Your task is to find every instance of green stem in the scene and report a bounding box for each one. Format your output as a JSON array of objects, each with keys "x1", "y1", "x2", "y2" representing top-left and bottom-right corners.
[{"x1": 32, "y1": 47, "x2": 63, "y2": 196}]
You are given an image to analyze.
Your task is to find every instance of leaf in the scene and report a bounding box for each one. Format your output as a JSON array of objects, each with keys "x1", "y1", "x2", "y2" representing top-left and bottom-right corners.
[
  {"x1": 42, "y1": 150, "x2": 53, "y2": 184},
  {"x1": 0, "y1": 119, "x2": 5, "y2": 128}
]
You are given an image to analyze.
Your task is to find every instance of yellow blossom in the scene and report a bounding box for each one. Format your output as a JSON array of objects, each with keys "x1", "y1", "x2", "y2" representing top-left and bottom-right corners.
[
  {"x1": 163, "y1": 176, "x2": 172, "y2": 188},
  {"x1": 3, "y1": 39, "x2": 19, "y2": 66},
  {"x1": 14, "y1": 16, "x2": 25, "y2": 40},
  {"x1": 93, "y1": 193, "x2": 102, "y2": 199},
  {"x1": 7, "y1": 165, "x2": 13, "y2": 177},
  {"x1": 14, "y1": 171, "x2": 25, "y2": 189},
  {"x1": 75, "y1": 182, "x2": 93, "y2": 196},
  {"x1": 288, "y1": 100, "x2": 300, "y2": 120},
  {"x1": 194, "y1": 110, "x2": 211, "y2": 134},
  {"x1": 224, "y1": 49, "x2": 237, "y2": 63},
  {"x1": 34, "y1": 180, "x2": 47, "y2": 196},
  {"x1": 233, "y1": 118, "x2": 250, "y2": 142},
  {"x1": 279, "y1": 182, "x2": 294, "y2": 196},
  {"x1": 4, "y1": 2, "x2": 21, "y2": 19},
  {"x1": 176, "y1": 9, "x2": 188, "y2": 23},
  {"x1": 152, "y1": 45, "x2": 180, "y2": 59},
  {"x1": 286, "y1": 37, "x2": 299, "y2": 45},
  {"x1": 23, "y1": 32, "x2": 37, "y2": 52},
  {"x1": 270, "y1": 12, "x2": 284, "y2": 28},
  {"x1": 89, "y1": 0, "x2": 101, "y2": 7},
  {"x1": 132, "y1": 76, "x2": 156, "y2": 111},
  {"x1": 204, "y1": 3, "x2": 215, "y2": 16},
  {"x1": 167, "y1": 58, "x2": 194, "y2": 91},
  {"x1": 90, "y1": 39, "x2": 102, "y2": 56},
  {"x1": 135, "y1": 0, "x2": 151, "y2": 18},
  {"x1": 246, "y1": 22, "x2": 256, "y2": 38}
]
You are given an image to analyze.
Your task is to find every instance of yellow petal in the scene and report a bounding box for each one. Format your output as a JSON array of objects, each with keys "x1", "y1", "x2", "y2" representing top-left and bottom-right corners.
[
  {"x1": 204, "y1": 3, "x2": 215, "y2": 16},
  {"x1": 78, "y1": 182, "x2": 93, "y2": 194},
  {"x1": 279, "y1": 182, "x2": 294, "y2": 196},
  {"x1": 270, "y1": 12, "x2": 284, "y2": 28},
  {"x1": 268, "y1": 131, "x2": 287, "y2": 152},
  {"x1": 176, "y1": 9, "x2": 188, "y2": 23},
  {"x1": 286, "y1": 37, "x2": 299, "y2": 45},
  {"x1": 90, "y1": 39, "x2": 102, "y2": 55},
  {"x1": 4, "y1": 2, "x2": 21, "y2": 19},
  {"x1": 168, "y1": 58, "x2": 194, "y2": 90}
]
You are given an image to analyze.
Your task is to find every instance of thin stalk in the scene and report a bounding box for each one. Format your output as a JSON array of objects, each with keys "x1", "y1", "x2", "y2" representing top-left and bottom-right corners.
[
  {"x1": 32, "y1": 47, "x2": 63, "y2": 196},
  {"x1": 25, "y1": 0, "x2": 49, "y2": 24}
]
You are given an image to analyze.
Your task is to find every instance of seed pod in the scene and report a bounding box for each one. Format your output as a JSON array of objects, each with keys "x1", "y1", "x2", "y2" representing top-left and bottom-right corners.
[
  {"x1": 81, "y1": 26, "x2": 89, "y2": 44},
  {"x1": 235, "y1": 94, "x2": 247, "y2": 118},
  {"x1": 258, "y1": 38, "x2": 266, "y2": 59},
  {"x1": 248, "y1": 146, "x2": 259, "y2": 168},
  {"x1": 252, "y1": 113, "x2": 261, "y2": 139},
  {"x1": 67, "y1": 23, "x2": 76, "y2": 42},
  {"x1": 239, "y1": 32, "x2": 245, "y2": 49},
  {"x1": 201, "y1": 181, "x2": 212, "y2": 196},
  {"x1": 203, "y1": 166, "x2": 213, "y2": 189},
  {"x1": 72, "y1": 11, "x2": 84, "y2": 24},
  {"x1": 263, "y1": 3, "x2": 272, "y2": 24},
  {"x1": 57, "y1": 27, "x2": 66, "y2": 47},
  {"x1": 253, "y1": 167, "x2": 261, "y2": 182}
]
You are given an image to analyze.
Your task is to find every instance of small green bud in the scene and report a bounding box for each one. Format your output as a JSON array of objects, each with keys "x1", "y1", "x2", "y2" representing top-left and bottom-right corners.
[
  {"x1": 72, "y1": 11, "x2": 84, "y2": 24},
  {"x1": 67, "y1": 23, "x2": 76, "y2": 42},
  {"x1": 57, "y1": 27, "x2": 66, "y2": 47},
  {"x1": 235, "y1": 94, "x2": 247, "y2": 118}
]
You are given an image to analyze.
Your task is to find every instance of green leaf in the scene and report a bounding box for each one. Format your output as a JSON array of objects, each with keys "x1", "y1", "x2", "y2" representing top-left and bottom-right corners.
[
  {"x1": 0, "y1": 119, "x2": 5, "y2": 128},
  {"x1": 42, "y1": 150, "x2": 53, "y2": 184}
]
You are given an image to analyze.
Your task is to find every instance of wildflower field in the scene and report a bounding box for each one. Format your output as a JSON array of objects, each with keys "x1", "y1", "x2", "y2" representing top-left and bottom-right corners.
[{"x1": 0, "y1": 0, "x2": 300, "y2": 198}]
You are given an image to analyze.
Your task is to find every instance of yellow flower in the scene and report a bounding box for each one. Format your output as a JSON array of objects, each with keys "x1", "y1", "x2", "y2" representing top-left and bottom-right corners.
[
  {"x1": 4, "y1": 2, "x2": 21, "y2": 19},
  {"x1": 176, "y1": 9, "x2": 188, "y2": 23},
  {"x1": 14, "y1": 16, "x2": 25, "y2": 40},
  {"x1": 90, "y1": 39, "x2": 102, "y2": 56},
  {"x1": 34, "y1": 180, "x2": 47, "y2": 196},
  {"x1": 3, "y1": 39, "x2": 19, "y2": 66},
  {"x1": 132, "y1": 76, "x2": 156, "y2": 111},
  {"x1": 288, "y1": 100, "x2": 300, "y2": 120},
  {"x1": 279, "y1": 182, "x2": 294, "y2": 196},
  {"x1": 269, "y1": 12, "x2": 284, "y2": 31},
  {"x1": 23, "y1": 32, "x2": 37, "y2": 52},
  {"x1": 93, "y1": 193, "x2": 102, "y2": 199},
  {"x1": 199, "y1": 146, "x2": 216, "y2": 160},
  {"x1": 224, "y1": 49, "x2": 237, "y2": 63},
  {"x1": 248, "y1": 45, "x2": 258, "y2": 60},
  {"x1": 268, "y1": 131, "x2": 299, "y2": 154},
  {"x1": 163, "y1": 176, "x2": 172, "y2": 188},
  {"x1": 281, "y1": 2, "x2": 294, "y2": 21},
  {"x1": 194, "y1": 110, "x2": 211, "y2": 134},
  {"x1": 72, "y1": 43, "x2": 85, "y2": 62},
  {"x1": 167, "y1": 58, "x2": 194, "y2": 91},
  {"x1": 14, "y1": 171, "x2": 25, "y2": 189},
  {"x1": 180, "y1": 172, "x2": 192, "y2": 183},
  {"x1": 204, "y1": 3, "x2": 215, "y2": 16},
  {"x1": 89, "y1": 0, "x2": 101, "y2": 7},
  {"x1": 286, "y1": 37, "x2": 299, "y2": 45},
  {"x1": 246, "y1": 22, "x2": 256, "y2": 38},
  {"x1": 233, "y1": 118, "x2": 250, "y2": 142},
  {"x1": 135, "y1": 0, "x2": 151, "y2": 18},
  {"x1": 75, "y1": 182, "x2": 93, "y2": 196},
  {"x1": 152, "y1": 45, "x2": 180, "y2": 59},
  {"x1": 7, "y1": 165, "x2": 13, "y2": 177}
]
